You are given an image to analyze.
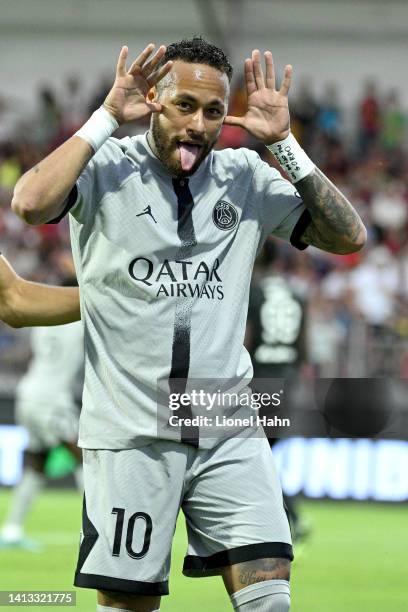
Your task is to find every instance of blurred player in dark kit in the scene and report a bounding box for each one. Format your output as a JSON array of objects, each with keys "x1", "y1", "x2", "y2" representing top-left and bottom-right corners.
[
  {"x1": 248, "y1": 240, "x2": 307, "y2": 381},
  {"x1": 247, "y1": 239, "x2": 311, "y2": 543}
]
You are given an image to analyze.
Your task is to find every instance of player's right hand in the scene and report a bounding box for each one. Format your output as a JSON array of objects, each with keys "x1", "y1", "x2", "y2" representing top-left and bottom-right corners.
[{"x1": 103, "y1": 44, "x2": 172, "y2": 125}]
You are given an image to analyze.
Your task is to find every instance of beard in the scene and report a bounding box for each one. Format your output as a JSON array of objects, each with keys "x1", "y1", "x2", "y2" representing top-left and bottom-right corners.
[{"x1": 150, "y1": 114, "x2": 216, "y2": 177}]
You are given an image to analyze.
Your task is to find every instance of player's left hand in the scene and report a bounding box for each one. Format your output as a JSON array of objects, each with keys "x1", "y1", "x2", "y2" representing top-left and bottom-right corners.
[{"x1": 224, "y1": 50, "x2": 292, "y2": 145}]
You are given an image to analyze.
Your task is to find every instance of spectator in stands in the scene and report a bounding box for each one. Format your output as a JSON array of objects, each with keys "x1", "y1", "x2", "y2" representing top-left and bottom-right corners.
[
  {"x1": 381, "y1": 90, "x2": 406, "y2": 151},
  {"x1": 358, "y1": 80, "x2": 381, "y2": 154},
  {"x1": 292, "y1": 79, "x2": 320, "y2": 150},
  {"x1": 318, "y1": 83, "x2": 342, "y2": 139},
  {"x1": 33, "y1": 86, "x2": 62, "y2": 149}
]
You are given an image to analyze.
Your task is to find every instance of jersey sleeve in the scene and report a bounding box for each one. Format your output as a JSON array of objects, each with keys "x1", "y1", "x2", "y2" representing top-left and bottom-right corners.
[
  {"x1": 47, "y1": 137, "x2": 127, "y2": 226},
  {"x1": 66, "y1": 159, "x2": 98, "y2": 225},
  {"x1": 250, "y1": 152, "x2": 312, "y2": 250},
  {"x1": 47, "y1": 161, "x2": 96, "y2": 225}
]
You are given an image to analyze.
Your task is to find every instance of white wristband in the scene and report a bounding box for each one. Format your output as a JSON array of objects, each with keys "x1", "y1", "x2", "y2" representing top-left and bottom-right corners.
[
  {"x1": 266, "y1": 133, "x2": 315, "y2": 183},
  {"x1": 75, "y1": 106, "x2": 119, "y2": 152}
]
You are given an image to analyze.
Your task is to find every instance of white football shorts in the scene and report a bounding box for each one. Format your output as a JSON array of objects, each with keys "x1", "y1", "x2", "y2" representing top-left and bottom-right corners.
[{"x1": 74, "y1": 433, "x2": 293, "y2": 596}]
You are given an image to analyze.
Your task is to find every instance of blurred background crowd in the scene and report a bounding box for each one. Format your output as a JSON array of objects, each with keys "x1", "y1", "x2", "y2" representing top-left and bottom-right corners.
[{"x1": 0, "y1": 72, "x2": 407, "y2": 381}]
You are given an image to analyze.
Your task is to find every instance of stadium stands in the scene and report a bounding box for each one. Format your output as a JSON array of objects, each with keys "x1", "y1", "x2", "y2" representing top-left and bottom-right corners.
[{"x1": 1, "y1": 76, "x2": 406, "y2": 382}]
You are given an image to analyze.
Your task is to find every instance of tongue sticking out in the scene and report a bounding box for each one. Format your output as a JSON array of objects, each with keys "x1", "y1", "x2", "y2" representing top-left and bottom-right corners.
[{"x1": 179, "y1": 143, "x2": 200, "y2": 172}]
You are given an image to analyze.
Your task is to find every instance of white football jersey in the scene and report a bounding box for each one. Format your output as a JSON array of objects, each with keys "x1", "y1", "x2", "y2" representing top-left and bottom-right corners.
[{"x1": 61, "y1": 134, "x2": 310, "y2": 449}]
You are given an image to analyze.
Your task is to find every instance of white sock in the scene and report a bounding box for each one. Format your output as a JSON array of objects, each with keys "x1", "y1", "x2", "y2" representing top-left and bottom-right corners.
[
  {"x1": 231, "y1": 580, "x2": 290, "y2": 611},
  {"x1": 1, "y1": 469, "x2": 45, "y2": 540}
]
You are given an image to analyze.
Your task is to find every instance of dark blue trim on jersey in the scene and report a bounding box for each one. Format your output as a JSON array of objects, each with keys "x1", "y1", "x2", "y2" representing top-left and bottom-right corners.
[
  {"x1": 169, "y1": 178, "x2": 199, "y2": 447},
  {"x1": 183, "y1": 542, "x2": 294, "y2": 577},
  {"x1": 74, "y1": 572, "x2": 169, "y2": 595},
  {"x1": 290, "y1": 209, "x2": 312, "y2": 250},
  {"x1": 46, "y1": 185, "x2": 78, "y2": 224}
]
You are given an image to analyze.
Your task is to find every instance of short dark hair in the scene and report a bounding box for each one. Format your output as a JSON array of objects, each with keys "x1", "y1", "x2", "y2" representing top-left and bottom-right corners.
[{"x1": 158, "y1": 36, "x2": 233, "y2": 81}]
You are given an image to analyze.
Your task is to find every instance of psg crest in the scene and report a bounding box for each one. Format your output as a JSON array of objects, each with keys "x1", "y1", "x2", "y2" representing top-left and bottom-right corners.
[{"x1": 212, "y1": 200, "x2": 239, "y2": 231}]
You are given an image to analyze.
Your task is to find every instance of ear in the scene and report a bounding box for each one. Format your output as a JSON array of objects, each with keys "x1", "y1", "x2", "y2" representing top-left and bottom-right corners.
[{"x1": 147, "y1": 87, "x2": 158, "y2": 102}]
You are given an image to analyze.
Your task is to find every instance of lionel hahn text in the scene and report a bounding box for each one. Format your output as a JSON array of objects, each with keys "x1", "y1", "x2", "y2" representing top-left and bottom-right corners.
[{"x1": 168, "y1": 414, "x2": 291, "y2": 427}]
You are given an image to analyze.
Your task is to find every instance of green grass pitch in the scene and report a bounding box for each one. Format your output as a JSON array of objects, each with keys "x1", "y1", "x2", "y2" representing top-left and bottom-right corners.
[{"x1": 0, "y1": 489, "x2": 406, "y2": 611}]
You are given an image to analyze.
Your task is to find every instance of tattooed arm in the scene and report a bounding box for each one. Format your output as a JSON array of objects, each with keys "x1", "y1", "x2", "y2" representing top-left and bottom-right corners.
[
  {"x1": 296, "y1": 168, "x2": 366, "y2": 254},
  {"x1": 223, "y1": 51, "x2": 366, "y2": 255}
]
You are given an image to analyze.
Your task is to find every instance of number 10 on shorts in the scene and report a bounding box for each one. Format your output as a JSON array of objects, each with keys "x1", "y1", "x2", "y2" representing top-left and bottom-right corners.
[{"x1": 111, "y1": 508, "x2": 152, "y2": 559}]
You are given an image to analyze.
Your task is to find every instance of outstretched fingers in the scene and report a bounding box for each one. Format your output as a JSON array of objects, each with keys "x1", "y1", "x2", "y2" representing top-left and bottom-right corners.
[
  {"x1": 244, "y1": 58, "x2": 257, "y2": 97},
  {"x1": 264, "y1": 51, "x2": 275, "y2": 89},
  {"x1": 148, "y1": 60, "x2": 173, "y2": 86},
  {"x1": 252, "y1": 49, "x2": 265, "y2": 89},
  {"x1": 127, "y1": 43, "x2": 156, "y2": 75},
  {"x1": 140, "y1": 45, "x2": 167, "y2": 77},
  {"x1": 116, "y1": 46, "x2": 128, "y2": 77},
  {"x1": 244, "y1": 50, "x2": 290, "y2": 95},
  {"x1": 280, "y1": 64, "x2": 293, "y2": 96}
]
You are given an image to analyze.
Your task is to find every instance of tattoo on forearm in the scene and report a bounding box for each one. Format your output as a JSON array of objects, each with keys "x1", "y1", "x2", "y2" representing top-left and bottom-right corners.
[
  {"x1": 296, "y1": 168, "x2": 366, "y2": 254},
  {"x1": 236, "y1": 558, "x2": 290, "y2": 586}
]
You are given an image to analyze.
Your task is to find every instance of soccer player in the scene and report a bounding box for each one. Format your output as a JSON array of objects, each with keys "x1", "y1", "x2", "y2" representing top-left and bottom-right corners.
[
  {"x1": 11, "y1": 38, "x2": 366, "y2": 612},
  {"x1": 0, "y1": 319, "x2": 84, "y2": 548},
  {"x1": 0, "y1": 255, "x2": 84, "y2": 549}
]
